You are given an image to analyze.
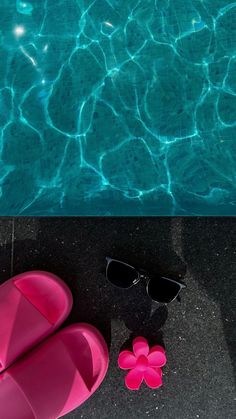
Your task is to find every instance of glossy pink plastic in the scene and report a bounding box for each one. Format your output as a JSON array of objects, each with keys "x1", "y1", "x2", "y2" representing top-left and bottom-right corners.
[
  {"x1": 0, "y1": 323, "x2": 109, "y2": 418},
  {"x1": 118, "y1": 336, "x2": 167, "y2": 390},
  {"x1": 0, "y1": 271, "x2": 73, "y2": 372}
]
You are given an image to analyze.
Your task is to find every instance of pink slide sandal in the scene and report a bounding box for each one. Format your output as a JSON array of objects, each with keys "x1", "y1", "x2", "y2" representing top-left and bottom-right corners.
[
  {"x1": 0, "y1": 323, "x2": 109, "y2": 418},
  {"x1": 0, "y1": 271, "x2": 72, "y2": 372}
]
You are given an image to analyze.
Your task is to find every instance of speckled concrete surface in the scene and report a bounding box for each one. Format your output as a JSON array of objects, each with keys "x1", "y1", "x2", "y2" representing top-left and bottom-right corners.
[{"x1": 0, "y1": 218, "x2": 235, "y2": 419}]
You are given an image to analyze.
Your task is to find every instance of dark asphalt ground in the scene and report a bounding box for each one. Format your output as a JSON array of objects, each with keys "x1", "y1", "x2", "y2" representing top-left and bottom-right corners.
[{"x1": 0, "y1": 218, "x2": 235, "y2": 419}]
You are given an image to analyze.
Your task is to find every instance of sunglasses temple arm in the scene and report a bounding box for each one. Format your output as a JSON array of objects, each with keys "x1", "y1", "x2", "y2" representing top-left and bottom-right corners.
[
  {"x1": 176, "y1": 282, "x2": 187, "y2": 302},
  {"x1": 174, "y1": 280, "x2": 187, "y2": 289}
]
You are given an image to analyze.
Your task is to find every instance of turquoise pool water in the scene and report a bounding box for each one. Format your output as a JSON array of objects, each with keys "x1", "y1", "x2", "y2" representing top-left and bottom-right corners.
[{"x1": 0, "y1": 0, "x2": 236, "y2": 215}]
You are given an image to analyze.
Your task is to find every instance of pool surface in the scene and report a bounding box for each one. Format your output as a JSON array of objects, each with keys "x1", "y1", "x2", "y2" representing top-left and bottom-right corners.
[{"x1": 0, "y1": 0, "x2": 236, "y2": 215}]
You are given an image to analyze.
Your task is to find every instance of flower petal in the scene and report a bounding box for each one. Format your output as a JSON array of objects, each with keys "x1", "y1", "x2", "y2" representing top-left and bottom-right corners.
[
  {"x1": 148, "y1": 345, "x2": 167, "y2": 367},
  {"x1": 118, "y1": 350, "x2": 136, "y2": 370},
  {"x1": 133, "y1": 337, "x2": 149, "y2": 357},
  {"x1": 125, "y1": 368, "x2": 143, "y2": 390},
  {"x1": 143, "y1": 367, "x2": 163, "y2": 389},
  {"x1": 156, "y1": 367, "x2": 163, "y2": 377}
]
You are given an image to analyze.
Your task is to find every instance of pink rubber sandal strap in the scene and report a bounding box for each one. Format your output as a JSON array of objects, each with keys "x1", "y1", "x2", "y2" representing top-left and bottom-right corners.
[
  {"x1": 0, "y1": 281, "x2": 52, "y2": 372},
  {"x1": 0, "y1": 372, "x2": 35, "y2": 419},
  {"x1": 9, "y1": 337, "x2": 90, "y2": 419}
]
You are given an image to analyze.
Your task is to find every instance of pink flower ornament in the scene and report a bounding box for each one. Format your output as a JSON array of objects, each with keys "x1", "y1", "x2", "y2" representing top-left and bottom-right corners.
[{"x1": 118, "y1": 337, "x2": 166, "y2": 390}]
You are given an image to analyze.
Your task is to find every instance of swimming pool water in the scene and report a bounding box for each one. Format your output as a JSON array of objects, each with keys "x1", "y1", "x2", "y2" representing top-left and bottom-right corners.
[{"x1": 0, "y1": 0, "x2": 236, "y2": 215}]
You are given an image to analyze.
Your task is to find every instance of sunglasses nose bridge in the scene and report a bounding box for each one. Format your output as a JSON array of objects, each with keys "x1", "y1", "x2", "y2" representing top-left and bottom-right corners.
[
  {"x1": 133, "y1": 273, "x2": 142, "y2": 285},
  {"x1": 138, "y1": 271, "x2": 147, "y2": 281}
]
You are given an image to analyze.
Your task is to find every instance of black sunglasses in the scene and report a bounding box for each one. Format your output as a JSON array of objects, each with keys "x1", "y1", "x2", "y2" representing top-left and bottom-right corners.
[{"x1": 105, "y1": 257, "x2": 186, "y2": 304}]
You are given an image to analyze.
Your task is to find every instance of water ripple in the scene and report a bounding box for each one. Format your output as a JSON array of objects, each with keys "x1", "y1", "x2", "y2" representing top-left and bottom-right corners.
[{"x1": 0, "y1": 0, "x2": 235, "y2": 214}]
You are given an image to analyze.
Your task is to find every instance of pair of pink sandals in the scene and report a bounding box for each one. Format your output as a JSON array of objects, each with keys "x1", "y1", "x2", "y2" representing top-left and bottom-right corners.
[{"x1": 0, "y1": 271, "x2": 109, "y2": 418}]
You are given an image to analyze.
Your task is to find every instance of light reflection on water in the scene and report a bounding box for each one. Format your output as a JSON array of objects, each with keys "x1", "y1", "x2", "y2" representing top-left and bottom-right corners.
[{"x1": 0, "y1": 0, "x2": 235, "y2": 215}]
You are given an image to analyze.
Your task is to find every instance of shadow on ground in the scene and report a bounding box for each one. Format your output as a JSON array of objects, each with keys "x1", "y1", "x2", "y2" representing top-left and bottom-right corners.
[{"x1": 182, "y1": 218, "x2": 236, "y2": 385}]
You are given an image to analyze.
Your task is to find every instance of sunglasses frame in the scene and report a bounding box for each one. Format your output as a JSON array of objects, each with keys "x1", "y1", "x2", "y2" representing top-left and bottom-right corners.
[{"x1": 105, "y1": 257, "x2": 186, "y2": 304}]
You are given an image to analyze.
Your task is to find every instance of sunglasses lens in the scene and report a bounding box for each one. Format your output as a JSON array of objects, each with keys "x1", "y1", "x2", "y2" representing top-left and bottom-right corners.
[
  {"x1": 148, "y1": 276, "x2": 181, "y2": 303},
  {"x1": 106, "y1": 260, "x2": 139, "y2": 288}
]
